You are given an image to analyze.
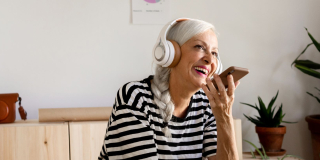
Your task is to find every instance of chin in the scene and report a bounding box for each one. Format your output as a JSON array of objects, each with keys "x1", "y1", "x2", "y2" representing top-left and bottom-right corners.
[{"x1": 194, "y1": 79, "x2": 206, "y2": 89}]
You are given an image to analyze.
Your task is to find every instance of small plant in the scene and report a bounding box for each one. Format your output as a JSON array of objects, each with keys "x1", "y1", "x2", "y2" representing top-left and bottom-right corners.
[
  {"x1": 291, "y1": 28, "x2": 320, "y2": 104},
  {"x1": 244, "y1": 139, "x2": 302, "y2": 160},
  {"x1": 241, "y1": 91, "x2": 296, "y2": 127},
  {"x1": 244, "y1": 140, "x2": 269, "y2": 160},
  {"x1": 278, "y1": 155, "x2": 303, "y2": 160}
]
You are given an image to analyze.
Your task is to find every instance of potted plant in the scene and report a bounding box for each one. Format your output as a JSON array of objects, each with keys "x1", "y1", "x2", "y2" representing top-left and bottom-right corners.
[
  {"x1": 292, "y1": 28, "x2": 320, "y2": 160},
  {"x1": 241, "y1": 91, "x2": 296, "y2": 156}
]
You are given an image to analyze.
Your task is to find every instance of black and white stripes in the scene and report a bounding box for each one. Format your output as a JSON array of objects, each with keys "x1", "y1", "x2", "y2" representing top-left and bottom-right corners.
[{"x1": 98, "y1": 76, "x2": 217, "y2": 160}]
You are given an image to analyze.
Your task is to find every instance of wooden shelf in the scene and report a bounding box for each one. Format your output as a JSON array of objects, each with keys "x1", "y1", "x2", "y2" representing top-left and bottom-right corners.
[{"x1": 243, "y1": 152, "x2": 303, "y2": 160}]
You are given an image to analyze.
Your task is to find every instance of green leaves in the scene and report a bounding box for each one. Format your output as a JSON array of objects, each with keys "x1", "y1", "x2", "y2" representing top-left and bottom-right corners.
[
  {"x1": 244, "y1": 140, "x2": 269, "y2": 160},
  {"x1": 305, "y1": 27, "x2": 320, "y2": 52},
  {"x1": 244, "y1": 140, "x2": 302, "y2": 160},
  {"x1": 292, "y1": 28, "x2": 320, "y2": 81},
  {"x1": 307, "y1": 88, "x2": 320, "y2": 103},
  {"x1": 295, "y1": 60, "x2": 320, "y2": 69},
  {"x1": 241, "y1": 91, "x2": 296, "y2": 127},
  {"x1": 295, "y1": 64, "x2": 320, "y2": 79},
  {"x1": 291, "y1": 43, "x2": 313, "y2": 67}
]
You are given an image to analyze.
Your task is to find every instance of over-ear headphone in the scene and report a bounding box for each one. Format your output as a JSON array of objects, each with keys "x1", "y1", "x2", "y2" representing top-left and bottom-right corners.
[{"x1": 152, "y1": 18, "x2": 223, "y2": 75}]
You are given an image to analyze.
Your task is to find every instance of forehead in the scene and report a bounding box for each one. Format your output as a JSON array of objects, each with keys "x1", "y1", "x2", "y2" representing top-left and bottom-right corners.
[{"x1": 188, "y1": 30, "x2": 218, "y2": 47}]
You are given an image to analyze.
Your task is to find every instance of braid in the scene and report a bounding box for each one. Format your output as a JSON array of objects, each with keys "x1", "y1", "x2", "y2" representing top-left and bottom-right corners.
[{"x1": 151, "y1": 65, "x2": 175, "y2": 137}]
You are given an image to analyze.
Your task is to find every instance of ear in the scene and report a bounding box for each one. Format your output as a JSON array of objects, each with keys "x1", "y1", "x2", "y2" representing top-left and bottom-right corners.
[{"x1": 168, "y1": 40, "x2": 181, "y2": 68}]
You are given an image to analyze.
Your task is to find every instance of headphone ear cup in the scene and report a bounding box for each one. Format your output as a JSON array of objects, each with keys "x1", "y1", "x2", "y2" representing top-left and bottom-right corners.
[
  {"x1": 215, "y1": 55, "x2": 223, "y2": 74},
  {"x1": 167, "y1": 40, "x2": 181, "y2": 68}
]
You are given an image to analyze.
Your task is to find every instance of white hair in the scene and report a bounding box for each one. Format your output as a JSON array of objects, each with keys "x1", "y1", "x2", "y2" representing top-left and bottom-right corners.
[{"x1": 151, "y1": 19, "x2": 218, "y2": 137}]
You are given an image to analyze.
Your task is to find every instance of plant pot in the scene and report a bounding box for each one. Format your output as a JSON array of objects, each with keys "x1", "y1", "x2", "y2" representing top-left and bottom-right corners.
[
  {"x1": 255, "y1": 126, "x2": 286, "y2": 152},
  {"x1": 305, "y1": 114, "x2": 320, "y2": 160}
]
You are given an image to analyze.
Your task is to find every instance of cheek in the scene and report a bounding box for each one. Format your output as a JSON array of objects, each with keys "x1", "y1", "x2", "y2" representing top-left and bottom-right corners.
[{"x1": 211, "y1": 58, "x2": 219, "y2": 74}]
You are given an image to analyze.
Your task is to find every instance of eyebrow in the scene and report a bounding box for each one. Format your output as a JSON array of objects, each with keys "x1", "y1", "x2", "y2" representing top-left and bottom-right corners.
[{"x1": 193, "y1": 39, "x2": 219, "y2": 51}]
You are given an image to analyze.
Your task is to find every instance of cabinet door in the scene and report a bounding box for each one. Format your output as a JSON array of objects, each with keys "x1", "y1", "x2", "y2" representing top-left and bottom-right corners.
[
  {"x1": 0, "y1": 120, "x2": 69, "y2": 160},
  {"x1": 69, "y1": 121, "x2": 108, "y2": 160}
]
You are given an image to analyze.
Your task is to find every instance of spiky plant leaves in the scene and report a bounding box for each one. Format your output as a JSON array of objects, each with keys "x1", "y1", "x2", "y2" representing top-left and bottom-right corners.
[
  {"x1": 250, "y1": 149, "x2": 256, "y2": 158},
  {"x1": 240, "y1": 102, "x2": 259, "y2": 110},
  {"x1": 291, "y1": 43, "x2": 313, "y2": 66},
  {"x1": 271, "y1": 106, "x2": 276, "y2": 119},
  {"x1": 295, "y1": 64, "x2": 320, "y2": 79},
  {"x1": 281, "y1": 154, "x2": 303, "y2": 160},
  {"x1": 244, "y1": 114, "x2": 266, "y2": 126},
  {"x1": 295, "y1": 60, "x2": 320, "y2": 69},
  {"x1": 307, "y1": 92, "x2": 320, "y2": 103},
  {"x1": 260, "y1": 143, "x2": 269, "y2": 159},
  {"x1": 244, "y1": 140, "x2": 266, "y2": 160},
  {"x1": 242, "y1": 91, "x2": 297, "y2": 127},
  {"x1": 305, "y1": 28, "x2": 320, "y2": 52},
  {"x1": 255, "y1": 115, "x2": 262, "y2": 122},
  {"x1": 267, "y1": 91, "x2": 279, "y2": 115},
  {"x1": 258, "y1": 96, "x2": 269, "y2": 122},
  {"x1": 282, "y1": 121, "x2": 297, "y2": 123},
  {"x1": 273, "y1": 105, "x2": 283, "y2": 127}
]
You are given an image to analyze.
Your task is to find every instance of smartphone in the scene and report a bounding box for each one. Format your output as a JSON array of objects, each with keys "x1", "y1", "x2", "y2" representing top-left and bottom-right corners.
[{"x1": 212, "y1": 66, "x2": 249, "y2": 88}]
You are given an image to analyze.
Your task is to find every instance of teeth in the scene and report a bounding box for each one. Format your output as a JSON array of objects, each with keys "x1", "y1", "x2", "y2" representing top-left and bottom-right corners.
[{"x1": 195, "y1": 67, "x2": 208, "y2": 75}]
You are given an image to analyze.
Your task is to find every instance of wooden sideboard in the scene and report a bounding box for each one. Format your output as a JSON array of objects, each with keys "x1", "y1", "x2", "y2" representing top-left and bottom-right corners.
[
  {"x1": 0, "y1": 120, "x2": 70, "y2": 160},
  {"x1": 0, "y1": 120, "x2": 108, "y2": 160},
  {"x1": 1, "y1": 119, "x2": 302, "y2": 160}
]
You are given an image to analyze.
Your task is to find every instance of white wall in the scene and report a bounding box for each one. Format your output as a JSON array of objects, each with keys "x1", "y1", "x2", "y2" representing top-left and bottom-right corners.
[{"x1": 1, "y1": 0, "x2": 319, "y2": 159}]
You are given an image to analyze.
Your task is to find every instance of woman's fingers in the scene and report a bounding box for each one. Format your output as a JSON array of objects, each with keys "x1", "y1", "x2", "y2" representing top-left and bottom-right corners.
[
  {"x1": 227, "y1": 75, "x2": 235, "y2": 96},
  {"x1": 235, "y1": 81, "x2": 240, "y2": 89},
  {"x1": 205, "y1": 78, "x2": 215, "y2": 92},
  {"x1": 205, "y1": 78, "x2": 221, "y2": 101},
  {"x1": 201, "y1": 83, "x2": 211, "y2": 96},
  {"x1": 213, "y1": 74, "x2": 227, "y2": 101}
]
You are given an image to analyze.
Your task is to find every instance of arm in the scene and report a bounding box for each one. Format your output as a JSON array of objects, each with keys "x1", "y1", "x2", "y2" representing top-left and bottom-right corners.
[{"x1": 202, "y1": 74, "x2": 240, "y2": 160}]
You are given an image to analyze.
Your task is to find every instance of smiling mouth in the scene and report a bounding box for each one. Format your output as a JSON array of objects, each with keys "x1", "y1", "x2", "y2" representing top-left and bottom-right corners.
[{"x1": 194, "y1": 67, "x2": 208, "y2": 75}]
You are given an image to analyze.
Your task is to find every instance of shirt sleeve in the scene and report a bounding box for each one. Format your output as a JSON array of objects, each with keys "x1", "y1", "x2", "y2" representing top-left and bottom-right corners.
[
  {"x1": 202, "y1": 107, "x2": 218, "y2": 158},
  {"x1": 98, "y1": 84, "x2": 158, "y2": 160}
]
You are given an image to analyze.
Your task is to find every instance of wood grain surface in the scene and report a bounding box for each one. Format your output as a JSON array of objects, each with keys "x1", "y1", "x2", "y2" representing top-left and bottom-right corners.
[
  {"x1": 69, "y1": 121, "x2": 108, "y2": 160},
  {"x1": 0, "y1": 120, "x2": 69, "y2": 160}
]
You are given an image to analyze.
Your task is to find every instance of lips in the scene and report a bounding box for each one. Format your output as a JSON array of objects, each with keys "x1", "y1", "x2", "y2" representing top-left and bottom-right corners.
[{"x1": 194, "y1": 66, "x2": 210, "y2": 77}]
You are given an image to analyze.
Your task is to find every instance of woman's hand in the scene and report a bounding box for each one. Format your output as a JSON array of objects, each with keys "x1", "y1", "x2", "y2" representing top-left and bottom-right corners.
[{"x1": 201, "y1": 74, "x2": 240, "y2": 121}]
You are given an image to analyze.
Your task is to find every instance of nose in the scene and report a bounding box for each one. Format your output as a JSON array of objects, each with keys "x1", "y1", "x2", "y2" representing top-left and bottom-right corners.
[{"x1": 203, "y1": 51, "x2": 215, "y2": 64}]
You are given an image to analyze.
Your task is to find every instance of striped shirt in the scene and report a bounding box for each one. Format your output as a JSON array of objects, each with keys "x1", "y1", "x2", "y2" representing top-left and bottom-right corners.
[{"x1": 98, "y1": 75, "x2": 217, "y2": 160}]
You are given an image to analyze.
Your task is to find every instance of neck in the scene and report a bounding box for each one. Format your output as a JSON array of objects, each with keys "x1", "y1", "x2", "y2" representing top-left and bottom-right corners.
[{"x1": 169, "y1": 71, "x2": 199, "y2": 118}]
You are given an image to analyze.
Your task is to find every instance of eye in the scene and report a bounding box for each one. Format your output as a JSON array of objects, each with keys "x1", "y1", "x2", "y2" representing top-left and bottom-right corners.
[
  {"x1": 211, "y1": 51, "x2": 218, "y2": 56},
  {"x1": 195, "y1": 45, "x2": 205, "y2": 50}
]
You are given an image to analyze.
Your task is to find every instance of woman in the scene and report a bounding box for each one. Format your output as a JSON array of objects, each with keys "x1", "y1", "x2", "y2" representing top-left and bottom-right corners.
[{"x1": 98, "y1": 18, "x2": 240, "y2": 160}]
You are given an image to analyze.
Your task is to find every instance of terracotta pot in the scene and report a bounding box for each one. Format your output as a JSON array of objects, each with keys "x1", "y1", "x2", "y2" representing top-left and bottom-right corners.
[
  {"x1": 255, "y1": 126, "x2": 286, "y2": 152},
  {"x1": 305, "y1": 114, "x2": 320, "y2": 160}
]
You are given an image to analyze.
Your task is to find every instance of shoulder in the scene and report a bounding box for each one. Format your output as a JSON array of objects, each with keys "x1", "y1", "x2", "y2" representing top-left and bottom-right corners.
[{"x1": 115, "y1": 75, "x2": 153, "y2": 107}]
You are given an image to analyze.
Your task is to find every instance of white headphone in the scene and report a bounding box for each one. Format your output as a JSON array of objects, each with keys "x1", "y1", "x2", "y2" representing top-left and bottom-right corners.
[{"x1": 153, "y1": 18, "x2": 223, "y2": 75}]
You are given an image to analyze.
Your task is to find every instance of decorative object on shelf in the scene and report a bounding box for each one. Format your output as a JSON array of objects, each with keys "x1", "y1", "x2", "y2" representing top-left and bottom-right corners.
[
  {"x1": 241, "y1": 91, "x2": 296, "y2": 156},
  {"x1": 0, "y1": 93, "x2": 27, "y2": 123},
  {"x1": 292, "y1": 28, "x2": 320, "y2": 160}
]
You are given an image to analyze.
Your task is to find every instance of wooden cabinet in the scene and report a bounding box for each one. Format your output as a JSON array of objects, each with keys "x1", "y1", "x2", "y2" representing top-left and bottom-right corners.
[
  {"x1": 0, "y1": 120, "x2": 108, "y2": 160},
  {"x1": 0, "y1": 119, "x2": 252, "y2": 160},
  {"x1": 0, "y1": 120, "x2": 69, "y2": 160},
  {"x1": 69, "y1": 121, "x2": 108, "y2": 160}
]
